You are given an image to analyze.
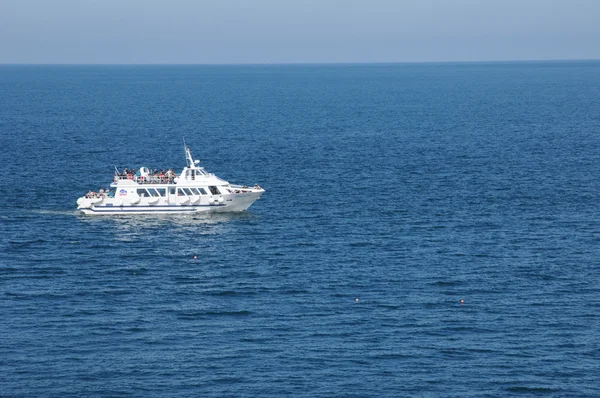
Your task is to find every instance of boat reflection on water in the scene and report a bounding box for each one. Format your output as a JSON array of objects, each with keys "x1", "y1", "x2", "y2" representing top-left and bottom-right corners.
[{"x1": 77, "y1": 211, "x2": 258, "y2": 240}]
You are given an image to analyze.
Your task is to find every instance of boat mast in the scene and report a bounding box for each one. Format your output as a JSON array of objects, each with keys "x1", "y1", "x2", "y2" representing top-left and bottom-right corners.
[
  {"x1": 183, "y1": 138, "x2": 198, "y2": 169},
  {"x1": 183, "y1": 138, "x2": 192, "y2": 168}
]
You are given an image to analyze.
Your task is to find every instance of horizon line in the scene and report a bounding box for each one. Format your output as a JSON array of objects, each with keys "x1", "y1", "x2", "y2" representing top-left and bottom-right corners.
[{"x1": 1, "y1": 57, "x2": 599, "y2": 67}]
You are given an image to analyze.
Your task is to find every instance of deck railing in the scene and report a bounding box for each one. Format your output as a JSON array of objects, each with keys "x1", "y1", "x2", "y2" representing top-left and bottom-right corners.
[{"x1": 115, "y1": 175, "x2": 175, "y2": 184}]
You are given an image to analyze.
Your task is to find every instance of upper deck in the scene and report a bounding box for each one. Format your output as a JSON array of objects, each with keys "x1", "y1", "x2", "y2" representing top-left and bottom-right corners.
[
  {"x1": 113, "y1": 145, "x2": 230, "y2": 185},
  {"x1": 114, "y1": 174, "x2": 175, "y2": 185}
]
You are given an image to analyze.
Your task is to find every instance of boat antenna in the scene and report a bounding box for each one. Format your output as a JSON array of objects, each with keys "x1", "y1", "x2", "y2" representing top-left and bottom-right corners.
[{"x1": 183, "y1": 138, "x2": 194, "y2": 168}]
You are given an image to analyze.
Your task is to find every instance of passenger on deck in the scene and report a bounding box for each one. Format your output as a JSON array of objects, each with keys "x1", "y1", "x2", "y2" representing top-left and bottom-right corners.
[{"x1": 166, "y1": 169, "x2": 175, "y2": 183}]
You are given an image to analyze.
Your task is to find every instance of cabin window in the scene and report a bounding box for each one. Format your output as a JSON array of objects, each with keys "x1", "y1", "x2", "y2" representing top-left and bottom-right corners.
[
  {"x1": 198, "y1": 188, "x2": 208, "y2": 195},
  {"x1": 137, "y1": 189, "x2": 149, "y2": 197},
  {"x1": 156, "y1": 188, "x2": 166, "y2": 197},
  {"x1": 177, "y1": 188, "x2": 186, "y2": 196},
  {"x1": 190, "y1": 188, "x2": 201, "y2": 195},
  {"x1": 209, "y1": 186, "x2": 220, "y2": 195},
  {"x1": 169, "y1": 187, "x2": 176, "y2": 195},
  {"x1": 147, "y1": 188, "x2": 160, "y2": 197},
  {"x1": 183, "y1": 188, "x2": 194, "y2": 196}
]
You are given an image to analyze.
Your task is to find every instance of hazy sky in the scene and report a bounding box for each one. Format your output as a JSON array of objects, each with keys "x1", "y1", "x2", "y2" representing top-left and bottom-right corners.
[{"x1": 1, "y1": 0, "x2": 599, "y2": 64}]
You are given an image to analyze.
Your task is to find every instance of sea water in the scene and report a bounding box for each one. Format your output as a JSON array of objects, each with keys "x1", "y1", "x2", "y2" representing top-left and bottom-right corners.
[{"x1": 1, "y1": 62, "x2": 600, "y2": 396}]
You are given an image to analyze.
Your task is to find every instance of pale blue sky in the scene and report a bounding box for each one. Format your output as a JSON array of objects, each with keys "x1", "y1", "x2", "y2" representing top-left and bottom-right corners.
[{"x1": 1, "y1": 0, "x2": 598, "y2": 64}]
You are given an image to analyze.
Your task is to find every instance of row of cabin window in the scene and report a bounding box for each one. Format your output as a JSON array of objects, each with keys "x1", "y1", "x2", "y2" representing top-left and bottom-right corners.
[
  {"x1": 137, "y1": 188, "x2": 166, "y2": 197},
  {"x1": 136, "y1": 186, "x2": 221, "y2": 198},
  {"x1": 176, "y1": 187, "x2": 208, "y2": 196}
]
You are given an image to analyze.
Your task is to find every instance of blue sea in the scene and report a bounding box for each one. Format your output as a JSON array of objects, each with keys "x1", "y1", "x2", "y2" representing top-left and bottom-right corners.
[{"x1": 1, "y1": 61, "x2": 600, "y2": 397}]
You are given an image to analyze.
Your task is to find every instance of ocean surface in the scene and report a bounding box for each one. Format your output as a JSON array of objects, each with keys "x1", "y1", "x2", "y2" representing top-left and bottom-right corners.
[{"x1": 1, "y1": 61, "x2": 600, "y2": 397}]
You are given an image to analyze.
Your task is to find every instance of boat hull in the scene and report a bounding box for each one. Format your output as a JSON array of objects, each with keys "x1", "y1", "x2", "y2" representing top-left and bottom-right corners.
[
  {"x1": 80, "y1": 204, "x2": 222, "y2": 215},
  {"x1": 78, "y1": 191, "x2": 263, "y2": 215}
]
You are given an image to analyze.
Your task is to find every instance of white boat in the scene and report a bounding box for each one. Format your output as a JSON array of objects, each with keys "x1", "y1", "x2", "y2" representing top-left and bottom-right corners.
[{"x1": 77, "y1": 145, "x2": 265, "y2": 215}]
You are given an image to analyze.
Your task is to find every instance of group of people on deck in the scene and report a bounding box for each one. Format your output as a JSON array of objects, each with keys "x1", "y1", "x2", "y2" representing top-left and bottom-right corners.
[
  {"x1": 85, "y1": 188, "x2": 114, "y2": 199},
  {"x1": 117, "y1": 168, "x2": 176, "y2": 184}
]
